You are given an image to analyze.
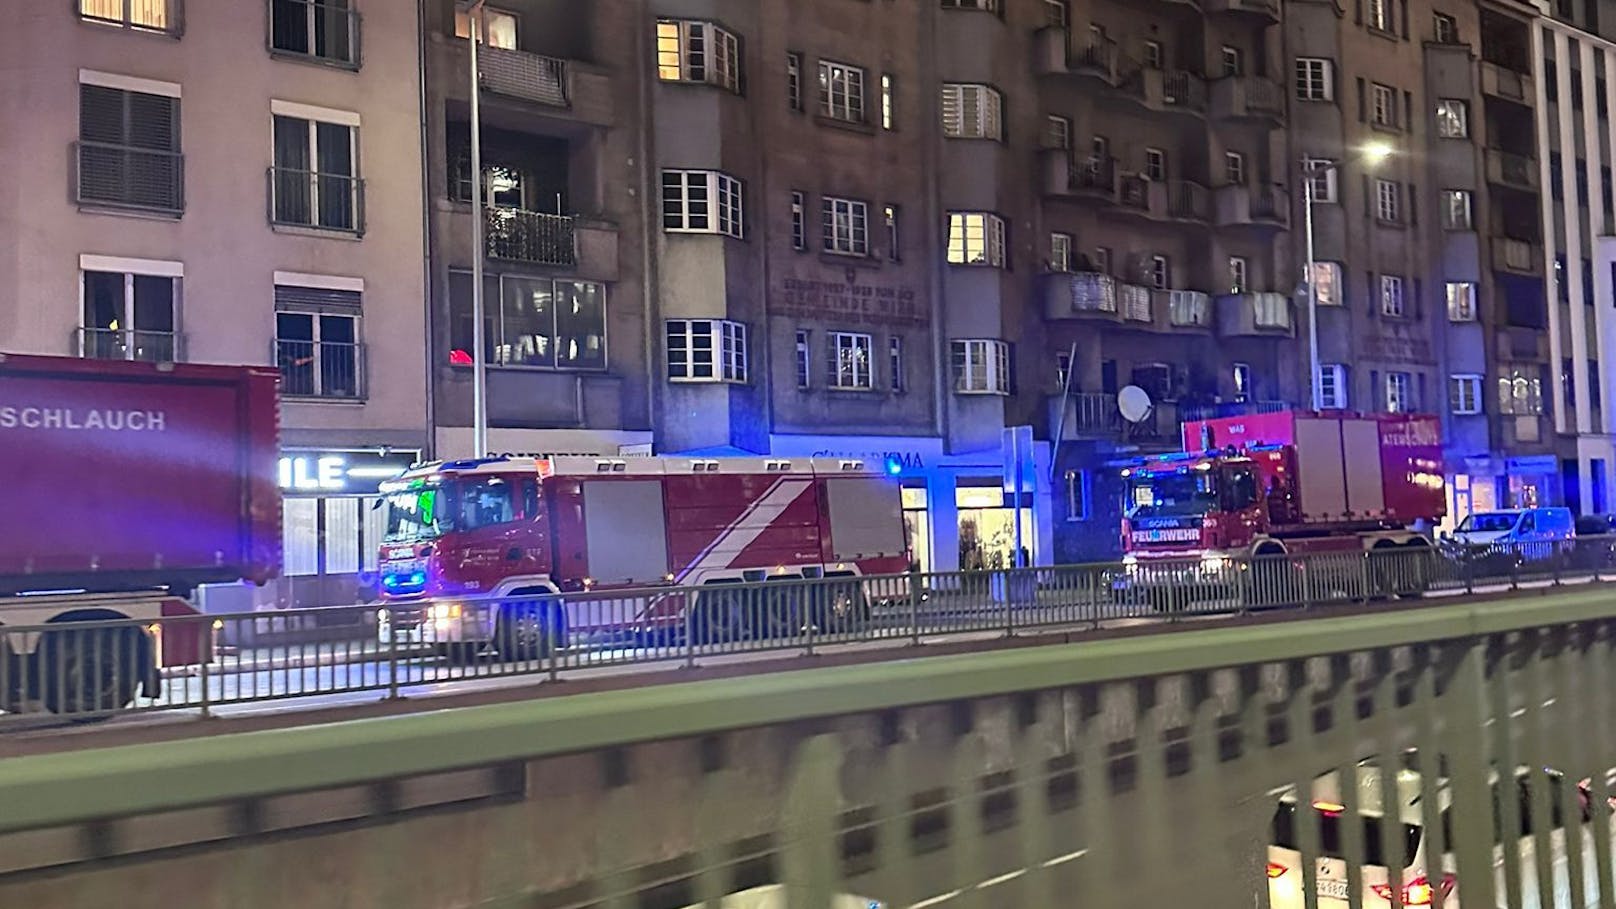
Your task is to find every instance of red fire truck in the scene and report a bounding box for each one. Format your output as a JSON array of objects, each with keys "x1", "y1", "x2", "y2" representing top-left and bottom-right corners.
[
  {"x1": 1118, "y1": 411, "x2": 1445, "y2": 599},
  {"x1": 374, "y1": 456, "x2": 910, "y2": 656}
]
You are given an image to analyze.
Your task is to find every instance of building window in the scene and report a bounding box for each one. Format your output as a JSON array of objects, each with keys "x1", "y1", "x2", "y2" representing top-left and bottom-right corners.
[
  {"x1": 884, "y1": 205, "x2": 901, "y2": 261},
  {"x1": 1045, "y1": 115, "x2": 1071, "y2": 150},
  {"x1": 79, "y1": 0, "x2": 176, "y2": 33},
  {"x1": 1440, "y1": 190, "x2": 1473, "y2": 230},
  {"x1": 1319, "y1": 364, "x2": 1348, "y2": 409},
  {"x1": 951, "y1": 340, "x2": 1012, "y2": 395},
  {"x1": 1055, "y1": 351, "x2": 1073, "y2": 390},
  {"x1": 1439, "y1": 283, "x2": 1475, "y2": 324},
  {"x1": 1064, "y1": 470, "x2": 1089, "y2": 521},
  {"x1": 819, "y1": 60, "x2": 867, "y2": 123},
  {"x1": 661, "y1": 169, "x2": 743, "y2": 238},
  {"x1": 1304, "y1": 157, "x2": 1338, "y2": 202},
  {"x1": 1221, "y1": 45, "x2": 1244, "y2": 77},
  {"x1": 1094, "y1": 246, "x2": 1112, "y2": 275},
  {"x1": 795, "y1": 330, "x2": 811, "y2": 389},
  {"x1": 1233, "y1": 362, "x2": 1253, "y2": 402},
  {"x1": 1498, "y1": 368, "x2": 1544, "y2": 414},
  {"x1": 448, "y1": 273, "x2": 607, "y2": 371},
  {"x1": 1450, "y1": 374, "x2": 1483, "y2": 415},
  {"x1": 455, "y1": 6, "x2": 517, "y2": 47},
  {"x1": 77, "y1": 80, "x2": 183, "y2": 214},
  {"x1": 1224, "y1": 151, "x2": 1245, "y2": 186},
  {"x1": 1375, "y1": 178, "x2": 1400, "y2": 222},
  {"x1": 1433, "y1": 12, "x2": 1458, "y2": 43},
  {"x1": 656, "y1": 19, "x2": 741, "y2": 93},
  {"x1": 1295, "y1": 57, "x2": 1334, "y2": 101},
  {"x1": 828, "y1": 332, "x2": 873, "y2": 389},
  {"x1": 79, "y1": 266, "x2": 180, "y2": 362},
  {"x1": 1051, "y1": 233, "x2": 1073, "y2": 272},
  {"x1": 1143, "y1": 40, "x2": 1163, "y2": 69},
  {"x1": 1148, "y1": 255, "x2": 1171, "y2": 290},
  {"x1": 270, "y1": 0, "x2": 359, "y2": 66},
  {"x1": 940, "y1": 84, "x2": 1003, "y2": 140},
  {"x1": 1436, "y1": 99, "x2": 1469, "y2": 138},
  {"x1": 1371, "y1": 83, "x2": 1397, "y2": 127},
  {"x1": 275, "y1": 287, "x2": 362, "y2": 399},
  {"x1": 1367, "y1": 0, "x2": 1390, "y2": 31},
  {"x1": 881, "y1": 74, "x2": 895, "y2": 129},
  {"x1": 1228, "y1": 256, "x2": 1248, "y2": 293},
  {"x1": 1380, "y1": 274, "x2": 1406, "y2": 316},
  {"x1": 947, "y1": 212, "x2": 1007, "y2": 267},
  {"x1": 889, "y1": 336, "x2": 904, "y2": 392},
  {"x1": 1307, "y1": 261, "x2": 1343, "y2": 306},
  {"x1": 270, "y1": 110, "x2": 360, "y2": 232},
  {"x1": 941, "y1": 0, "x2": 1001, "y2": 8},
  {"x1": 822, "y1": 196, "x2": 870, "y2": 256},
  {"x1": 1044, "y1": 0, "x2": 1069, "y2": 28},
  {"x1": 787, "y1": 52, "x2": 802, "y2": 111},
  {"x1": 666, "y1": 319, "x2": 748, "y2": 383},
  {"x1": 1144, "y1": 147, "x2": 1167, "y2": 181},
  {"x1": 790, "y1": 191, "x2": 806, "y2": 250},
  {"x1": 1385, "y1": 371, "x2": 1413, "y2": 413}
]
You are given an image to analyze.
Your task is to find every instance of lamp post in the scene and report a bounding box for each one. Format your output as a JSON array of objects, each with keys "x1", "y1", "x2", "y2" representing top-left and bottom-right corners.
[
  {"x1": 461, "y1": 0, "x2": 489, "y2": 458},
  {"x1": 1300, "y1": 141, "x2": 1393, "y2": 412}
]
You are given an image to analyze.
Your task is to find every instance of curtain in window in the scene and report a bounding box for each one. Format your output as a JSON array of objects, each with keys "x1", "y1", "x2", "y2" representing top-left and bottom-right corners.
[
  {"x1": 273, "y1": 115, "x2": 312, "y2": 223},
  {"x1": 315, "y1": 121, "x2": 354, "y2": 229}
]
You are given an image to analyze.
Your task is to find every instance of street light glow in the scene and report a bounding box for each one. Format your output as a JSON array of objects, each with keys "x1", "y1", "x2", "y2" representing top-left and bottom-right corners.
[{"x1": 1360, "y1": 141, "x2": 1395, "y2": 165}]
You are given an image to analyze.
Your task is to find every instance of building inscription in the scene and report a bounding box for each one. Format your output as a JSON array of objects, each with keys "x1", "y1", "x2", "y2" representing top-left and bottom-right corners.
[{"x1": 773, "y1": 277, "x2": 926, "y2": 326}]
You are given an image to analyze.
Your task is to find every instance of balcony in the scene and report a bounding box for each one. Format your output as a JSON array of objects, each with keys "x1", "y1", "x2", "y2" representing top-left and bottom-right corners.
[
  {"x1": 75, "y1": 328, "x2": 182, "y2": 363},
  {"x1": 1118, "y1": 68, "x2": 1207, "y2": 116},
  {"x1": 1493, "y1": 236, "x2": 1543, "y2": 274},
  {"x1": 486, "y1": 208, "x2": 577, "y2": 267},
  {"x1": 1162, "y1": 290, "x2": 1212, "y2": 329},
  {"x1": 480, "y1": 44, "x2": 568, "y2": 108},
  {"x1": 1214, "y1": 183, "x2": 1288, "y2": 230},
  {"x1": 1048, "y1": 392, "x2": 1177, "y2": 442},
  {"x1": 435, "y1": 36, "x2": 613, "y2": 127},
  {"x1": 1119, "y1": 282, "x2": 1153, "y2": 322},
  {"x1": 1205, "y1": 0, "x2": 1280, "y2": 23},
  {"x1": 1481, "y1": 61, "x2": 1532, "y2": 105},
  {"x1": 1040, "y1": 151, "x2": 1119, "y2": 202},
  {"x1": 268, "y1": 167, "x2": 364, "y2": 234},
  {"x1": 1116, "y1": 178, "x2": 1209, "y2": 224},
  {"x1": 76, "y1": 142, "x2": 184, "y2": 216},
  {"x1": 1485, "y1": 148, "x2": 1538, "y2": 191},
  {"x1": 1069, "y1": 40, "x2": 1121, "y2": 85},
  {"x1": 1041, "y1": 271, "x2": 1117, "y2": 320},
  {"x1": 1209, "y1": 77, "x2": 1285, "y2": 123},
  {"x1": 274, "y1": 339, "x2": 365, "y2": 400},
  {"x1": 1032, "y1": 26, "x2": 1069, "y2": 76},
  {"x1": 1215, "y1": 292, "x2": 1293, "y2": 337}
]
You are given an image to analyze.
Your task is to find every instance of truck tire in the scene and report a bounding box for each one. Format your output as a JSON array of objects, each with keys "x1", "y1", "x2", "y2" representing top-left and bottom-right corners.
[
  {"x1": 694, "y1": 584, "x2": 750, "y2": 644},
  {"x1": 496, "y1": 600, "x2": 565, "y2": 662},
  {"x1": 39, "y1": 625, "x2": 142, "y2": 718}
]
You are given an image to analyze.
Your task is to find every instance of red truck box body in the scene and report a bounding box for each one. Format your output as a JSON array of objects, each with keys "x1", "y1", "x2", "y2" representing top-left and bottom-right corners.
[
  {"x1": 1180, "y1": 410, "x2": 1445, "y2": 526},
  {"x1": 0, "y1": 354, "x2": 281, "y2": 596}
]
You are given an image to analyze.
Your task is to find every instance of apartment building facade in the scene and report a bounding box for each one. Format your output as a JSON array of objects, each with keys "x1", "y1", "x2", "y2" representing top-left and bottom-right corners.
[{"x1": 0, "y1": 0, "x2": 430, "y2": 609}]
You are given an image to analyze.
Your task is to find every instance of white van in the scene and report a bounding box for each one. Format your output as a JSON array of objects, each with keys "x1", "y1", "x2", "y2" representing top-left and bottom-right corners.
[{"x1": 1450, "y1": 508, "x2": 1575, "y2": 565}]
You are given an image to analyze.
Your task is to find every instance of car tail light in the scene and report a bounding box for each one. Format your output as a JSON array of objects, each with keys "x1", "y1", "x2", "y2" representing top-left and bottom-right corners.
[
  {"x1": 1265, "y1": 862, "x2": 1289, "y2": 879},
  {"x1": 1371, "y1": 874, "x2": 1455, "y2": 905},
  {"x1": 1311, "y1": 799, "x2": 1346, "y2": 816}
]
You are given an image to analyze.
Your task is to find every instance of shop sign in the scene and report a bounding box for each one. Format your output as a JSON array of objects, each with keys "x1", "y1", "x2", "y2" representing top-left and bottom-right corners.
[
  {"x1": 770, "y1": 434, "x2": 944, "y2": 471},
  {"x1": 1505, "y1": 455, "x2": 1558, "y2": 475},
  {"x1": 279, "y1": 449, "x2": 421, "y2": 495}
]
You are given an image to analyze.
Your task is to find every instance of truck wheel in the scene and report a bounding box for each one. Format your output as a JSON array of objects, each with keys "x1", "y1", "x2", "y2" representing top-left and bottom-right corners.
[
  {"x1": 497, "y1": 601, "x2": 565, "y2": 662},
  {"x1": 39, "y1": 625, "x2": 141, "y2": 718},
  {"x1": 694, "y1": 586, "x2": 749, "y2": 644},
  {"x1": 814, "y1": 583, "x2": 870, "y2": 635}
]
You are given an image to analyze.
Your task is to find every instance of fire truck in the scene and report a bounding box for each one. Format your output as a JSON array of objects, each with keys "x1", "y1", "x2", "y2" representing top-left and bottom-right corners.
[
  {"x1": 1118, "y1": 410, "x2": 1446, "y2": 601},
  {"x1": 375, "y1": 456, "x2": 910, "y2": 657}
]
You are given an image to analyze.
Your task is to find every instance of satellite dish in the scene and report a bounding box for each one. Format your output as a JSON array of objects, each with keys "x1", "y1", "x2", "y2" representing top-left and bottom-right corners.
[{"x1": 1117, "y1": 385, "x2": 1154, "y2": 423}]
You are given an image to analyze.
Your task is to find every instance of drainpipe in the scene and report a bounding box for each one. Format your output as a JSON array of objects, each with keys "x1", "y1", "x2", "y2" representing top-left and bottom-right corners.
[
  {"x1": 635, "y1": 0, "x2": 660, "y2": 449},
  {"x1": 416, "y1": 0, "x2": 436, "y2": 458}
]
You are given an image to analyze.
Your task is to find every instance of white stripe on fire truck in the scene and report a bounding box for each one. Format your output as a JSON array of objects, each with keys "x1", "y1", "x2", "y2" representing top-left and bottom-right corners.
[{"x1": 673, "y1": 478, "x2": 813, "y2": 583}]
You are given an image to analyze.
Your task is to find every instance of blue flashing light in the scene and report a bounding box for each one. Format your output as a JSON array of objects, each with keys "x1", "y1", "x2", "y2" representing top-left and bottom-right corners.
[
  {"x1": 885, "y1": 457, "x2": 903, "y2": 476},
  {"x1": 383, "y1": 575, "x2": 399, "y2": 589}
]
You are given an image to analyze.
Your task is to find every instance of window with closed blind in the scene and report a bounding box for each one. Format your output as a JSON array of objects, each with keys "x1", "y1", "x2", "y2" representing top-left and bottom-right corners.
[
  {"x1": 77, "y1": 81, "x2": 183, "y2": 213},
  {"x1": 941, "y1": 84, "x2": 1003, "y2": 139},
  {"x1": 274, "y1": 283, "x2": 363, "y2": 399}
]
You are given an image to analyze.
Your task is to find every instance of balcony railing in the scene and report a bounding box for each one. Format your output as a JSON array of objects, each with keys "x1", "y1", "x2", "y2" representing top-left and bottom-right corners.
[
  {"x1": 1251, "y1": 292, "x2": 1292, "y2": 330},
  {"x1": 76, "y1": 328, "x2": 182, "y2": 363},
  {"x1": 479, "y1": 44, "x2": 570, "y2": 108},
  {"x1": 1165, "y1": 290, "x2": 1210, "y2": 327},
  {"x1": 1118, "y1": 174, "x2": 1149, "y2": 210},
  {"x1": 1494, "y1": 236, "x2": 1541, "y2": 273},
  {"x1": 1485, "y1": 148, "x2": 1537, "y2": 190},
  {"x1": 268, "y1": 167, "x2": 364, "y2": 234},
  {"x1": 1160, "y1": 70, "x2": 1206, "y2": 113},
  {"x1": 1071, "y1": 40, "x2": 1118, "y2": 81},
  {"x1": 486, "y1": 208, "x2": 577, "y2": 266},
  {"x1": 1250, "y1": 184, "x2": 1287, "y2": 221},
  {"x1": 274, "y1": 339, "x2": 365, "y2": 399},
  {"x1": 1119, "y1": 283, "x2": 1152, "y2": 322},
  {"x1": 1167, "y1": 180, "x2": 1209, "y2": 221},
  {"x1": 267, "y1": 0, "x2": 361, "y2": 68},
  {"x1": 1069, "y1": 155, "x2": 1116, "y2": 196},
  {"x1": 76, "y1": 142, "x2": 184, "y2": 214},
  {"x1": 1179, "y1": 399, "x2": 1289, "y2": 422}
]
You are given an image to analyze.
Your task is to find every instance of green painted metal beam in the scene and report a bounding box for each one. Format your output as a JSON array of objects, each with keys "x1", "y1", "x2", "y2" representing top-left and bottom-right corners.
[{"x1": 0, "y1": 587, "x2": 1607, "y2": 834}]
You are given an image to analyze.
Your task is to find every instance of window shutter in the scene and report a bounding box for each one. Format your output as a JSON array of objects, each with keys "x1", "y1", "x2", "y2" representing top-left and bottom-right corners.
[
  {"x1": 275, "y1": 285, "x2": 362, "y2": 310},
  {"x1": 940, "y1": 84, "x2": 963, "y2": 134},
  {"x1": 80, "y1": 85, "x2": 128, "y2": 145}
]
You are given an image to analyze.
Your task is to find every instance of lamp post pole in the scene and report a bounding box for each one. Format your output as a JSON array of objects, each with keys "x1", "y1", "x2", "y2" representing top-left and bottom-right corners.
[
  {"x1": 467, "y1": 0, "x2": 489, "y2": 458},
  {"x1": 1302, "y1": 158, "x2": 1323, "y2": 412}
]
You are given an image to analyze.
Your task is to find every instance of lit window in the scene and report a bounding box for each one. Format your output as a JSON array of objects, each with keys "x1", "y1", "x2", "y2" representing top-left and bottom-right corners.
[
  {"x1": 1051, "y1": 233, "x2": 1073, "y2": 272},
  {"x1": 1228, "y1": 256, "x2": 1249, "y2": 293},
  {"x1": 819, "y1": 60, "x2": 866, "y2": 122},
  {"x1": 1498, "y1": 368, "x2": 1543, "y2": 414},
  {"x1": 1446, "y1": 282, "x2": 1477, "y2": 321},
  {"x1": 655, "y1": 19, "x2": 741, "y2": 93},
  {"x1": 1380, "y1": 274, "x2": 1406, "y2": 317},
  {"x1": 881, "y1": 74, "x2": 895, "y2": 129},
  {"x1": 1319, "y1": 364, "x2": 1348, "y2": 409},
  {"x1": 1449, "y1": 374, "x2": 1483, "y2": 415},
  {"x1": 828, "y1": 332, "x2": 873, "y2": 389},
  {"x1": 1368, "y1": 0, "x2": 1390, "y2": 31},
  {"x1": 80, "y1": 0, "x2": 175, "y2": 32},
  {"x1": 1306, "y1": 261, "x2": 1343, "y2": 306},
  {"x1": 884, "y1": 205, "x2": 901, "y2": 261},
  {"x1": 947, "y1": 212, "x2": 1007, "y2": 267},
  {"x1": 1436, "y1": 99, "x2": 1469, "y2": 138},
  {"x1": 1441, "y1": 190, "x2": 1473, "y2": 229},
  {"x1": 1385, "y1": 371, "x2": 1413, "y2": 413}
]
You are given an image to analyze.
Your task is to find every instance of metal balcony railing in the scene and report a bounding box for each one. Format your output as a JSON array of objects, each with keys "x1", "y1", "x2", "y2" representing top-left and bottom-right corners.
[
  {"x1": 268, "y1": 167, "x2": 365, "y2": 233},
  {"x1": 1250, "y1": 291, "x2": 1292, "y2": 329},
  {"x1": 1161, "y1": 70, "x2": 1206, "y2": 112},
  {"x1": 1118, "y1": 174, "x2": 1149, "y2": 210},
  {"x1": 1065, "y1": 271, "x2": 1117, "y2": 313},
  {"x1": 1069, "y1": 155, "x2": 1115, "y2": 195},
  {"x1": 1250, "y1": 183, "x2": 1288, "y2": 221},
  {"x1": 75, "y1": 328, "x2": 183, "y2": 363},
  {"x1": 485, "y1": 208, "x2": 577, "y2": 266},
  {"x1": 1167, "y1": 180, "x2": 1209, "y2": 221},
  {"x1": 267, "y1": 0, "x2": 361, "y2": 68},
  {"x1": 478, "y1": 44, "x2": 570, "y2": 108},
  {"x1": 1165, "y1": 290, "x2": 1210, "y2": 326},
  {"x1": 274, "y1": 338, "x2": 365, "y2": 399},
  {"x1": 75, "y1": 142, "x2": 184, "y2": 214},
  {"x1": 1119, "y1": 283, "x2": 1152, "y2": 322}
]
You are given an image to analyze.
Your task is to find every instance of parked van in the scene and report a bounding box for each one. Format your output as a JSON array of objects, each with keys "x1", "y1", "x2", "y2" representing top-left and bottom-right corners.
[{"x1": 1449, "y1": 508, "x2": 1574, "y2": 565}]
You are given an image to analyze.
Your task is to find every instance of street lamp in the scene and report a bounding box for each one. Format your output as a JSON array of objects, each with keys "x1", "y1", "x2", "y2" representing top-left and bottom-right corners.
[
  {"x1": 1301, "y1": 141, "x2": 1395, "y2": 412},
  {"x1": 460, "y1": 0, "x2": 490, "y2": 458}
]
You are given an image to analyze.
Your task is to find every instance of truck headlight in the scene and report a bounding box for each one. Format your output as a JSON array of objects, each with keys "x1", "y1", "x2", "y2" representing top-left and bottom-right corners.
[
  {"x1": 1200, "y1": 553, "x2": 1228, "y2": 573},
  {"x1": 430, "y1": 602, "x2": 463, "y2": 622}
]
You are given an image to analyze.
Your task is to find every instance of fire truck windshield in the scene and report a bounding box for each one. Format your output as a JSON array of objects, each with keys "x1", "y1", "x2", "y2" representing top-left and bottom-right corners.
[
  {"x1": 381, "y1": 477, "x2": 519, "y2": 542},
  {"x1": 1126, "y1": 471, "x2": 1218, "y2": 519}
]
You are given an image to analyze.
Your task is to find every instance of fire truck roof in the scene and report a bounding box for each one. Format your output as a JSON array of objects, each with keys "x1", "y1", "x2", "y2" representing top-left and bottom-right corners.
[{"x1": 385, "y1": 455, "x2": 896, "y2": 486}]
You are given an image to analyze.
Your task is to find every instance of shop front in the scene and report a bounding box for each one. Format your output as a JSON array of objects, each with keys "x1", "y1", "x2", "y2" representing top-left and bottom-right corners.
[
  {"x1": 276, "y1": 447, "x2": 423, "y2": 610},
  {"x1": 435, "y1": 427, "x2": 655, "y2": 460}
]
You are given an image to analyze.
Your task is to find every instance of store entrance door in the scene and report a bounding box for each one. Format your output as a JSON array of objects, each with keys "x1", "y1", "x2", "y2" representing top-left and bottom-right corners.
[{"x1": 955, "y1": 485, "x2": 1034, "y2": 571}]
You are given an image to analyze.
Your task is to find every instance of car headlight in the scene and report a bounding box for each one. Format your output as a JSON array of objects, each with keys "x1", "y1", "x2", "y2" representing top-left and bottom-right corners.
[
  {"x1": 1200, "y1": 554, "x2": 1228, "y2": 573},
  {"x1": 430, "y1": 602, "x2": 463, "y2": 622}
]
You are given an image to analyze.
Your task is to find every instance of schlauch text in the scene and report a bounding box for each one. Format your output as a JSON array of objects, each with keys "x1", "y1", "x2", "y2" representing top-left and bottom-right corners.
[{"x1": 0, "y1": 406, "x2": 168, "y2": 432}]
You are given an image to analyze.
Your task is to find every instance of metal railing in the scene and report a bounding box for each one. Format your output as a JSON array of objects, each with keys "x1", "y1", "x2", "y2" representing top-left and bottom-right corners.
[
  {"x1": 267, "y1": 166, "x2": 365, "y2": 233},
  {"x1": 1118, "y1": 282, "x2": 1152, "y2": 321},
  {"x1": 1160, "y1": 70, "x2": 1206, "y2": 112},
  {"x1": 12, "y1": 538, "x2": 1616, "y2": 725},
  {"x1": 1069, "y1": 155, "x2": 1116, "y2": 196},
  {"x1": 1179, "y1": 398, "x2": 1288, "y2": 421},
  {"x1": 273, "y1": 338, "x2": 365, "y2": 399},
  {"x1": 1250, "y1": 183, "x2": 1289, "y2": 221},
  {"x1": 485, "y1": 207, "x2": 577, "y2": 265},
  {"x1": 1163, "y1": 289, "x2": 1210, "y2": 327},
  {"x1": 1167, "y1": 179, "x2": 1209, "y2": 220},
  {"x1": 74, "y1": 327, "x2": 182, "y2": 363},
  {"x1": 267, "y1": 0, "x2": 361, "y2": 68},
  {"x1": 75, "y1": 141, "x2": 184, "y2": 214},
  {"x1": 478, "y1": 44, "x2": 570, "y2": 108}
]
